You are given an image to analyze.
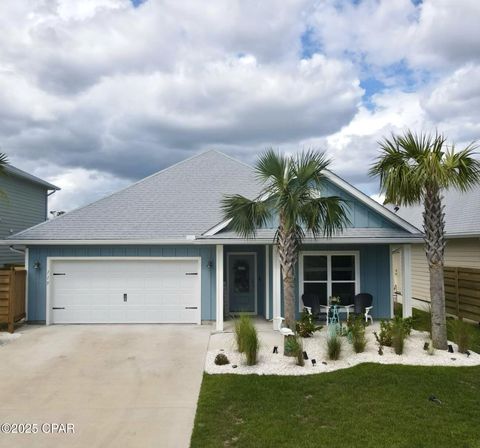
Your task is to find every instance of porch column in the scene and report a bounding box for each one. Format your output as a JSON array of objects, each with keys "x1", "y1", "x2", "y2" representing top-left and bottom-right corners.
[
  {"x1": 265, "y1": 245, "x2": 270, "y2": 320},
  {"x1": 402, "y1": 244, "x2": 412, "y2": 318},
  {"x1": 272, "y1": 245, "x2": 282, "y2": 325},
  {"x1": 215, "y1": 245, "x2": 224, "y2": 332}
]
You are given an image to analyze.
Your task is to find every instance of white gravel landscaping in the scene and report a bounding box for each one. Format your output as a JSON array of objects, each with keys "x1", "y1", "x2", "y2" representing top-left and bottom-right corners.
[
  {"x1": 0, "y1": 331, "x2": 21, "y2": 346},
  {"x1": 206, "y1": 323, "x2": 480, "y2": 375}
]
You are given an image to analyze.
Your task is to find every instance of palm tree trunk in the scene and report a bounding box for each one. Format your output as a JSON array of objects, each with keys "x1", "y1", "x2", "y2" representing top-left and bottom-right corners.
[
  {"x1": 423, "y1": 187, "x2": 448, "y2": 349},
  {"x1": 277, "y1": 215, "x2": 298, "y2": 329}
]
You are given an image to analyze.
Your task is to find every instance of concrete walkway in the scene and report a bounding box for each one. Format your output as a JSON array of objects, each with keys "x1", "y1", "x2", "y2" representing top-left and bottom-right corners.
[{"x1": 0, "y1": 324, "x2": 211, "y2": 448}]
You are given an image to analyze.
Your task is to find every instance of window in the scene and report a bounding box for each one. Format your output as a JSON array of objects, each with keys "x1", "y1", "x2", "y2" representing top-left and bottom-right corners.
[{"x1": 300, "y1": 253, "x2": 359, "y2": 308}]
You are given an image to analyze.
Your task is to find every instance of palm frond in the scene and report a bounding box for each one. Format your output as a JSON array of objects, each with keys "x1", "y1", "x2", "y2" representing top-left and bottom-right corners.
[
  {"x1": 254, "y1": 149, "x2": 288, "y2": 190},
  {"x1": 299, "y1": 196, "x2": 350, "y2": 238},
  {"x1": 442, "y1": 143, "x2": 480, "y2": 191},
  {"x1": 292, "y1": 149, "x2": 330, "y2": 189},
  {"x1": 221, "y1": 194, "x2": 272, "y2": 238}
]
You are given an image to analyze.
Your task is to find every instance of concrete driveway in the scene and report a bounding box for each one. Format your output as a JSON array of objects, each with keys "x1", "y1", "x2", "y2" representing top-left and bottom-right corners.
[{"x1": 0, "y1": 324, "x2": 211, "y2": 448}]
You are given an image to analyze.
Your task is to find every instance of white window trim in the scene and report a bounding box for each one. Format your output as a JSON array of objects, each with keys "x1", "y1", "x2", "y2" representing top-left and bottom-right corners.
[
  {"x1": 46, "y1": 256, "x2": 202, "y2": 326},
  {"x1": 298, "y1": 251, "x2": 360, "y2": 312},
  {"x1": 226, "y1": 252, "x2": 258, "y2": 315}
]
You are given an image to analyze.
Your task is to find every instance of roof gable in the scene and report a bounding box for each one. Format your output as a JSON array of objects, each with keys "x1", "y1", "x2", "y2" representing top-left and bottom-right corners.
[
  {"x1": 206, "y1": 169, "x2": 421, "y2": 237},
  {"x1": 4, "y1": 165, "x2": 60, "y2": 191}
]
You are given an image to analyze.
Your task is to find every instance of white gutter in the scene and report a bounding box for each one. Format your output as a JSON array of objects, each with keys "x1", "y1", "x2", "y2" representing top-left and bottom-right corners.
[
  {"x1": 3, "y1": 236, "x2": 424, "y2": 246},
  {"x1": 9, "y1": 245, "x2": 25, "y2": 255}
]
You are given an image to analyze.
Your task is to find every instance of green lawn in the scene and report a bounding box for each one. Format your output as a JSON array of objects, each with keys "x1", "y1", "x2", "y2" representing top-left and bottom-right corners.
[{"x1": 191, "y1": 365, "x2": 480, "y2": 448}]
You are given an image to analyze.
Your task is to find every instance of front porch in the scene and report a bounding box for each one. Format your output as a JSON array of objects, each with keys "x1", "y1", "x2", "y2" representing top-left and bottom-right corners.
[{"x1": 214, "y1": 243, "x2": 413, "y2": 332}]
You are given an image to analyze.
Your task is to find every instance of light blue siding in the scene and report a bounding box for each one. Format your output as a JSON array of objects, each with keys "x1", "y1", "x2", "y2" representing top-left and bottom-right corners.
[
  {"x1": 262, "y1": 179, "x2": 398, "y2": 230},
  {"x1": 27, "y1": 245, "x2": 216, "y2": 322},
  {"x1": 321, "y1": 181, "x2": 397, "y2": 229},
  {"x1": 0, "y1": 174, "x2": 48, "y2": 266}
]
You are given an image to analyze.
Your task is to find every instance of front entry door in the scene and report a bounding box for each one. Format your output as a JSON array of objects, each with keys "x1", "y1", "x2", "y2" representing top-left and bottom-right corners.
[{"x1": 228, "y1": 254, "x2": 256, "y2": 314}]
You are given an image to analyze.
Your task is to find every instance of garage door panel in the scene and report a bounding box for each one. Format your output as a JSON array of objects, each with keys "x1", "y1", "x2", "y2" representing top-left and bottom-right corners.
[{"x1": 50, "y1": 259, "x2": 201, "y2": 324}]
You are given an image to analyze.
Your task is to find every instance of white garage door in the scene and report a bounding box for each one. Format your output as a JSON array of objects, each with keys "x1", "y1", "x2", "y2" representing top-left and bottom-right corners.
[{"x1": 49, "y1": 258, "x2": 201, "y2": 324}]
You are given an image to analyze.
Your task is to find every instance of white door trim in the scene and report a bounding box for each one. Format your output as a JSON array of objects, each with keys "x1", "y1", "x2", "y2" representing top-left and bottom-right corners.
[
  {"x1": 298, "y1": 251, "x2": 361, "y2": 311},
  {"x1": 226, "y1": 252, "x2": 258, "y2": 315},
  {"x1": 46, "y1": 256, "x2": 202, "y2": 325}
]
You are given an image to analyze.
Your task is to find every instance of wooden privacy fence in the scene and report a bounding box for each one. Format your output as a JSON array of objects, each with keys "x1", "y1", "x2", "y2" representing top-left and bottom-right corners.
[
  {"x1": 444, "y1": 266, "x2": 480, "y2": 322},
  {"x1": 0, "y1": 268, "x2": 26, "y2": 333}
]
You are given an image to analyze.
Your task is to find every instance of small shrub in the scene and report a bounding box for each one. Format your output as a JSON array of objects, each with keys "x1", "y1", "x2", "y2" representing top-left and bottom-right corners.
[
  {"x1": 234, "y1": 315, "x2": 252, "y2": 353},
  {"x1": 379, "y1": 316, "x2": 413, "y2": 347},
  {"x1": 349, "y1": 316, "x2": 367, "y2": 353},
  {"x1": 378, "y1": 320, "x2": 393, "y2": 347},
  {"x1": 373, "y1": 331, "x2": 383, "y2": 355},
  {"x1": 449, "y1": 319, "x2": 474, "y2": 353},
  {"x1": 285, "y1": 334, "x2": 304, "y2": 366},
  {"x1": 214, "y1": 353, "x2": 229, "y2": 365},
  {"x1": 326, "y1": 333, "x2": 342, "y2": 360},
  {"x1": 295, "y1": 311, "x2": 322, "y2": 338},
  {"x1": 391, "y1": 318, "x2": 407, "y2": 355},
  {"x1": 242, "y1": 321, "x2": 259, "y2": 366}
]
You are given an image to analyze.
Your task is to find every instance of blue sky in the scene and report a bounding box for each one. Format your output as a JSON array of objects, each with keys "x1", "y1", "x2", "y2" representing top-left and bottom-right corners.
[{"x1": 0, "y1": 0, "x2": 479, "y2": 210}]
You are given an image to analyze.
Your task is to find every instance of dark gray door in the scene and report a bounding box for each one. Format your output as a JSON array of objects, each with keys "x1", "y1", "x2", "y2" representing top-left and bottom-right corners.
[{"x1": 228, "y1": 254, "x2": 256, "y2": 313}]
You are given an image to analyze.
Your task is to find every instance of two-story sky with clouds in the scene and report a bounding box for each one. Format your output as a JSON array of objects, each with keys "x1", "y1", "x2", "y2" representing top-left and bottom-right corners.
[{"x1": 2, "y1": 0, "x2": 479, "y2": 212}]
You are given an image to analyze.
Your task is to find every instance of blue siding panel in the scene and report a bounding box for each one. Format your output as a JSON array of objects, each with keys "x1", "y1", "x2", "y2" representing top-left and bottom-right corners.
[{"x1": 27, "y1": 245, "x2": 216, "y2": 322}]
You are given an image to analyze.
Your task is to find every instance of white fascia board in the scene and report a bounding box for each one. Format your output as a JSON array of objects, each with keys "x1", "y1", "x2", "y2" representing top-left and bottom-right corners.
[
  {"x1": 2, "y1": 239, "x2": 200, "y2": 246},
  {"x1": 4, "y1": 235, "x2": 424, "y2": 246},
  {"x1": 324, "y1": 170, "x2": 421, "y2": 234},
  {"x1": 195, "y1": 237, "x2": 424, "y2": 244},
  {"x1": 203, "y1": 218, "x2": 232, "y2": 237}
]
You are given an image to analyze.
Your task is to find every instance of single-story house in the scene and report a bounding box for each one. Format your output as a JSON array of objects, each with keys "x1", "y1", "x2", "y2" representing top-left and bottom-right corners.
[
  {"x1": 392, "y1": 186, "x2": 480, "y2": 310},
  {"x1": 4, "y1": 150, "x2": 422, "y2": 330},
  {"x1": 0, "y1": 164, "x2": 59, "y2": 266}
]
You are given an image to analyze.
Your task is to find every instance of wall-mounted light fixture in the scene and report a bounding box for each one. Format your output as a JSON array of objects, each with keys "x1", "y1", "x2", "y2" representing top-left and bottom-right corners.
[
  {"x1": 207, "y1": 260, "x2": 214, "y2": 270},
  {"x1": 33, "y1": 261, "x2": 41, "y2": 270}
]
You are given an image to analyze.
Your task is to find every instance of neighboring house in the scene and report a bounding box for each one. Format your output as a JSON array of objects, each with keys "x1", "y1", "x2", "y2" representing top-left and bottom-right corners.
[
  {"x1": 392, "y1": 186, "x2": 480, "y2": 310},
  {"x1": 4, "y1": 151, "x2": 421, "y2": 327},
  {"x1": 0, "y1": 165, "x2": 59, "y2": 267}
]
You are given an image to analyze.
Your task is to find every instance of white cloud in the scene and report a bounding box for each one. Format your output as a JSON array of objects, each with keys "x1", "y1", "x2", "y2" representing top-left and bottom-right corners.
[
  {"x1": 47, "y1": 167, "x2": 131, "y2": 212},
  {"x1": 0, "y1": 0, "x2": 479, "y2": 212}
]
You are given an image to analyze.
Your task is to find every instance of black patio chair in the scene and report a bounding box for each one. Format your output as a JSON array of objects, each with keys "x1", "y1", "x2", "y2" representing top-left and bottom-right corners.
[
  {"x1": 354, "y1": 293, "x2": 374, "y2": 324},
  {"x1": 301, "y1": 293, "x2": 330, "y2": 322}
]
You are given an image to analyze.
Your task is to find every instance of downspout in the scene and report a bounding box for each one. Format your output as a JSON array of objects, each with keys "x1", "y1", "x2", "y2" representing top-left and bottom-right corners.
[
  {"x1": 46, "y1": 189, "x2": 57, "y2": 220},
  {"x1": 9, "y1": 246, "x2": 25, "y2": 255}
]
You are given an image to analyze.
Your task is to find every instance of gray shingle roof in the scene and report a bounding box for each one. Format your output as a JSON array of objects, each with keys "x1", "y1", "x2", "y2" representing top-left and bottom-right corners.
[
  {"x1": 4, "y1": 165, "x2": 60, "y2": 191},
  {"x1": 394, "y1": 185, "x2": 480, "y2": 237},
  {"x1": 10, "y1": 151, "x2": 261, "y2": 241}
]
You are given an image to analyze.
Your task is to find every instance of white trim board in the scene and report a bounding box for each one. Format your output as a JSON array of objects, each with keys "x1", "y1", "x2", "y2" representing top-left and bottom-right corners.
[
  {"x1": 298, "y1": 250, "x2": 361, "y2": 312},
  {"x1": 45, "y1": 256, "x2": 202, "y2": 326},
  {"x1": 226, "y1": 252, "x2": 258, "y2": 315}
]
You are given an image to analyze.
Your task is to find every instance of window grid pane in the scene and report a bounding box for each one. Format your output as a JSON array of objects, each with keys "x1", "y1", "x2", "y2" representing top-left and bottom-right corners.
[{"x1": 302, "y1": 254, "x2": 358, "y2": 308}]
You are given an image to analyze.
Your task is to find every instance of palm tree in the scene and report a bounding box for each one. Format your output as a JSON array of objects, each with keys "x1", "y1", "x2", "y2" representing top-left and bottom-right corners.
[
  {"x1": 222, "y1": 149, "x2": 349, "y2": 328},
  {"x1": 0, "y1": 153, "x2": 7, "y2": 172},
  {"x1": 370, "y1": 131, "x2": 480, "y2": 349},
  {"x1": 0, "y1": 152, "x2": 8, "y2": 197}
]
